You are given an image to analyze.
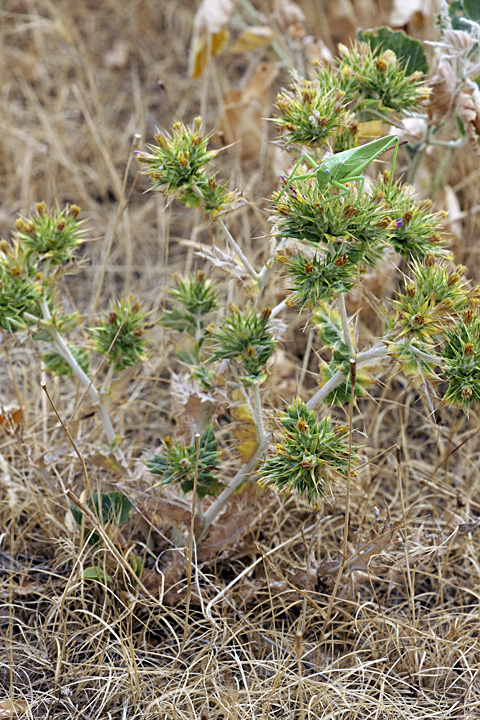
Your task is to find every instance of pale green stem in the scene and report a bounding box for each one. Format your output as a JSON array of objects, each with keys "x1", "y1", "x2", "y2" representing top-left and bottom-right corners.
[
  {"x1": 270, "y1": 299, "x2": 287, "y2": 319},
  {"x1": 251, "y1": 383, "x2": 265, "y2": 443},
  {"x1": 26, "y1": 300, "x2": 130, "y2": 471},
  {"x1": 199, "y1": 439, "x2": 269, "y2": 539},
  {"x1": 406, "y1": 343, "x2": 439, "y2": 365},
  {"x1": 337, "y1": 293, "x2": 355, "y2": 358},
  {"x1": 306, "y1": 343, "x2": 389, "y2": 412},
  {"x1": 218, "y1": 218, "x2": 259, "y2": 281},
  {"x1": 100, "y1": 364, "x2": 115, "y2": 395},
  {"x1": 428, "y1": 138, "x2": 464, "y2": 148},
  {"x1": 200, "y1": 338, "x2": 441, "y2": 538}
]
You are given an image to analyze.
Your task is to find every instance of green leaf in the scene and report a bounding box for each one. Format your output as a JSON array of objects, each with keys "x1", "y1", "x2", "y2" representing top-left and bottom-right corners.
[
  {"x1": 463, "y1": 0, "x2": 480, "y2": 21},
  {"x1": 456, "y1": 112, "x2": 467, "y2": 139},
  {"x1": 70, "y1": 491, "x2": 133, "y2": 546},
  {"x1": 91, "y1": 491, "x2": 133, "y2": 525},
  {"x1": 83, "y1": 566, "x2": 111, "y2": 584},
  {"x1": 129, "y1": 554, "x2": 143, "y2": 580},
  {"x1": 146, "y1": 425, "x2": 223, "y2": 498},
  {"x1": 43, "y1": 345, "x2": 89, "y2": 378},
  {"x1": 357, "y1": 27, "x2": 429, "y2": 75}
]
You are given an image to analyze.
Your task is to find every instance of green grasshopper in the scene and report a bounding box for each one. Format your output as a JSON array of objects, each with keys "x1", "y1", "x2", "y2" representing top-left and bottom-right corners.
[{"x1": 277, "y1": 135, "x2": 400, "y2": 207}]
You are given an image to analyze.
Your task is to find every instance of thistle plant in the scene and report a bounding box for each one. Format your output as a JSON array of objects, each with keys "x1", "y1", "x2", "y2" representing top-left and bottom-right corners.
[
  {"x1": 1, "y1": 202, "x2": 151, "y2": 471},
  {"x1": 137, "y1": 19, "x2": 480, "y2": 539},
  {"x1": 6, "y1": 8, "x2": 480, "y2": 548}
]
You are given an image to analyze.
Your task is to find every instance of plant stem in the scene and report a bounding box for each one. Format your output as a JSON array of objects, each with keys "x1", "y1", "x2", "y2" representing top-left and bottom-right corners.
[
  {"x1": 306, "y1": 343, "x2": 388, "y2": 412},
  {"x1": 337, "y1": 293, "x2": 354, "y2": 357},
  {"x1": 199, "y1": 440, "x2": 269, "y2": 539},
  {"x1": 218, "y1": 218, "x2": 259, "y2": 281},
  {"x1": 199, "y1": 336, "x2": 440, "y2": 538},
  {"x1": 27, "y1": 301, "x2": 130, "y2": 472},
  {"x1": 270, "y1": 299, "x2": 287, "y2": 318},
  {"x1": 251, "y1": 384, "x2": 265, "y2": 443}
]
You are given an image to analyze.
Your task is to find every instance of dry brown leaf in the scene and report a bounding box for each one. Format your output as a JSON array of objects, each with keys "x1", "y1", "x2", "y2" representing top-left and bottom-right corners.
[
  {"x1": 142, "y1": 553, "x2": 185, "y2": 603},
  {"x1": 427, "y1": 59, "x2": 456, "y2": 127},
  {"x1": 319, "y1": 519, "x2": 402, "y2": 576},
  {"x1": 443, "y1": 29, "x2": 475, "y2": 54},
  {"x1": 0, "y1": 699, "x2": 29, "y2": 718},
  {"x1": 230, "y1": 26, "x2": 274, "y2": 54},
  {"x1": 0, "y1": 405, "x2": 23, "y2": 431},
  {"x1": 145, "y1": 487, "x2": 200, "y2": 531},
  {"x1": 198, "y1": 488, "x2": 255, "y2": 561},
  {"x1": 216, "y1": 62, "x2": 278, "y2": 168},
  {"x1": 169, "y1": 371, "x2": 228, "y2": 443},
  {"x1": 273, "y1": 0, "x2": 306, "y2": 40},
  {"x1": 325, "y1": 0, "x2": 356, "y2": 43},
  {"x1": 458, "y1": 86, "x2": 480, "y2": 155},
  {"x1": 189, "y1": 0, "x2": 236, "y2": 79}
]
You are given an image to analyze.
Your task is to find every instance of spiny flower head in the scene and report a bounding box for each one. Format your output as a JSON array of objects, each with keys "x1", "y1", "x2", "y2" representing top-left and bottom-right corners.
[
  {"x1": 392, "y1": 259, "x2": 471, "y2": 343},
  {"x1": 326, "y1": 41, "x2": 429, "y2": 114},
  {"x1": 91, "y1": 295, "x2": 149, "y2": 372},
  {"x1": 274, "y1": 81, "x2": 356, "y2": 148},
  {"x1": 146, "y1": 425, "x2": 223, "y2": 498},
  {"x1": 0, "y1": 240, "x2": 43, "y2": 332},
  {"x1": 15, "y1": 202, "x2": 84, "y2": 265},
  {"x1": 442, "y1": 310, "x2": 480, "y2": 409},
  {"x1": 373, "y1": 174, "x2": 448, "y2": 261},
  {"x1": 258, "y1": 399, "x2": 356, "y2": 507},
  {"x1": 208, "y1": 305, "x2": 275, "y2": 385},
  {"x1": 135, "y1": 118, "x2": 237, "y2": 215}
]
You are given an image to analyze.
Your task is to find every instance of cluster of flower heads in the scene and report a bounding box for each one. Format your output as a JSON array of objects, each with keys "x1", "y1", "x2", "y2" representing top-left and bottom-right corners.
[
  {"x1": 0, "y1": 203, "x2": 84, "y2": 333},
  {"x1": 271, "y1": 169, "x2": 448, "y2": 310},
  {"x1": 389, "y1": 257, "x2": 480, "y2": 409},
  {"x1": 275, "y1": 42, "x2": 429, "y2": 150},
  {"x1": 135, "y1": 118, "x2": 238, "y2": 216},
  {"x1": 0, "y1": 203, "x2": 149, "y2": 377}
]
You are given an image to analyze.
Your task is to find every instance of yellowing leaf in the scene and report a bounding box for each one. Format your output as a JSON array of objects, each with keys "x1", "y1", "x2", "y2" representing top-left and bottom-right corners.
[
  {"x1": 230, "y1": 389, "x2": 258, "y2": 462},
  {"x1": 236, "y1": 438, "x2": 258, "y2": 462},
  {"x1": 357, "y1": 120, "x2": 384, "y2": 138},
  {"x1": 189, "y1": 0, "x2": 236, "y2": 79},
  {"x1": 230, "y1": 26, "x2": 274, "y2": 53}
]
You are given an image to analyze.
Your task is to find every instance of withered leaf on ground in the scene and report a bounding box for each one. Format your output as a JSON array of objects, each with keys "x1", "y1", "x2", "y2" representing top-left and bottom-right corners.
[
  {"x1": 198, "y1": 487, "x2": 255, "y2": 561},
  {"x1": 458, "y1": 86, "x2": 480, "y2": 155},
  {"x1": 216, "y1": 62, "x2": 278, "y2": 168},
  {"x1": 427, "y1": 59, "x2": 456, "y2": 127},
  {"x1": 319, "y1": 519, "x2": 402, "y2": 576},
  {"x1": 189, "y1": 0, "x2": 236, "y2": 79},
  {"x1": 230, "y1": 25, "x2": 274, "y2": 54}
]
